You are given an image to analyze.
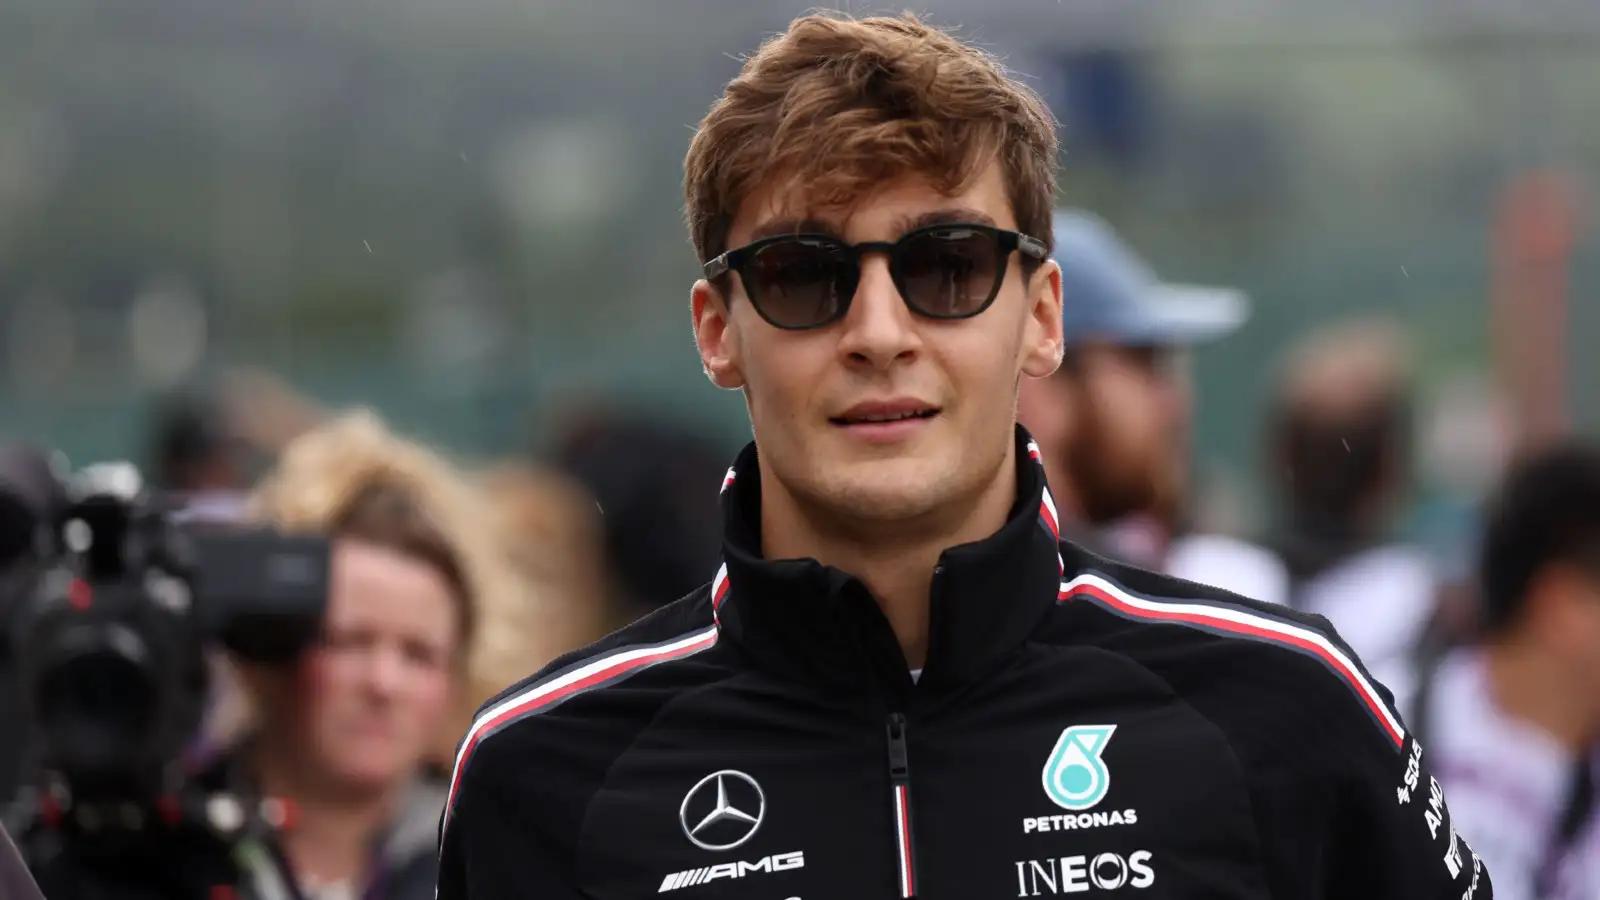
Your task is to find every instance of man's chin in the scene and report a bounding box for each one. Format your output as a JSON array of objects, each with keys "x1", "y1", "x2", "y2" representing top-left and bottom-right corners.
[{"x1": 812, "y1": 457, "x2": 951, "y2": 522}]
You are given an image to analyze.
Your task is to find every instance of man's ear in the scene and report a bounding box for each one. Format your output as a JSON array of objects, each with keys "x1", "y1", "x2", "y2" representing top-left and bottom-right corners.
[
  {"x1": 691, "y1": 280, "x2": 745, "y2": 390},
  {"x1": 1021, "y1": 259, "x2": 1064, "y2": 379}
]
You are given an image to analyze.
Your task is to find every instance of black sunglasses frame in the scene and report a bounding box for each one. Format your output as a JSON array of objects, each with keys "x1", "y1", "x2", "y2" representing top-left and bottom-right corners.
[{"x1": 703, "y1": 223, "x2": 1050, "y2": 331}]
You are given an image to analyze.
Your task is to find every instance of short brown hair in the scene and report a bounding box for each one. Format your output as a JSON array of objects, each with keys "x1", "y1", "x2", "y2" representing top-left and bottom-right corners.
[{"x1": 684, "y1": 11, "x2": 1059, "y2": 264}]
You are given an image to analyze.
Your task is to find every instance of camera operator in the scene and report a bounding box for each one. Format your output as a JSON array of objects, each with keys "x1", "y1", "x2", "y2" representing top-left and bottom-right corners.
[
  {"x1": 0, "y1": 443, "x2": 68, "y2": 808},
  {"x1": 198, "y1": 411, "x2": 502, "y2": 900},
  {"x1": 26, "y1": 411, "x2": 504, "y2": 900}
]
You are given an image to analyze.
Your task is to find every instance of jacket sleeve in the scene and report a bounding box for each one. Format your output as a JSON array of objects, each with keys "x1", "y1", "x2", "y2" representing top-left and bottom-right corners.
[
  {"x1": 436, "y1": 738, "x2": 583, "y2": 900},
  {"x1": 1326, "y1": 707, "x2": 1494, "y2": 898}
]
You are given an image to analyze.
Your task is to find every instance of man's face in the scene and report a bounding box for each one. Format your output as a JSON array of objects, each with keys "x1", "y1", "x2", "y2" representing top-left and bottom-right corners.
[
  {"x1": 1031, "y1": 344, "x2": 1192, "y2": 526},
  {"x1": 691, "y1": 161, "x2": 1062, "y2": 527}
]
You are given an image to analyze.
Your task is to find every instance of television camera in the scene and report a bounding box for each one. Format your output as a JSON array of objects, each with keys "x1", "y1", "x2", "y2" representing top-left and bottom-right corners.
[{"x1": 0, "y1": 441, "x2": 329, "y2": 892}]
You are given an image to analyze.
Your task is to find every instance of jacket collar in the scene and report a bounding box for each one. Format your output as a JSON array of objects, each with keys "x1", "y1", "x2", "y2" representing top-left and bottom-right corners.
[{"x1": 711, "y1": 426, "x2": 1065, "y2": 695}]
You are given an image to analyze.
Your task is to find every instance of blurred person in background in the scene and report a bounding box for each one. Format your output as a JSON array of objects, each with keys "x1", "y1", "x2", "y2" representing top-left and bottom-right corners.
[
  {"x1": 144, "y1": 388, "x2": 255, "y2": 518},
  {"x1": 0, "y1": 443, "x2": 66, "y2": 810},
  {"x1": 1016, "y1": 208, "x2": 1254, "y2": 572},
  {"x1": 146, "y1": 387, "x2": 269, "y2": 764},
  {"x1": 441, "y1": 12, "x2": 1487, "y2": 899},
  {"x1": 445, "y1": 461, "x2": 613, "y2": 774},
  {"x1": 1409, "y1": 374, "x2": 1518, "y2": 655},
  {"x1": 1419, "y1": 442, "x2": 1600, "y2": 900},
  {"x1": 1175, "y1": 320, "x2": 1437, "y2": 715},
  {"x1": 549, "y1": 412, "x2": 726, "y2": 624},
  {"x1": 190, "y1": 411, "x2": 538, "y2": 900},
  {"x1": 215, "y1": 368, "x2": 331, "y2": 458},
  {"x1": 477, "y1": 461, "x2": 609, "y2": 637}
]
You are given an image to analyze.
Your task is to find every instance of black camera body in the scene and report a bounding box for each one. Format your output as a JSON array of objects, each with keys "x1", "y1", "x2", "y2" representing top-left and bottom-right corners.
[
  {"x1": 17, "y1": 465, "x2": 213, "y2": 814},
  {"x1": 0, "y1": 448, "x2": 329, "y2": 873}
]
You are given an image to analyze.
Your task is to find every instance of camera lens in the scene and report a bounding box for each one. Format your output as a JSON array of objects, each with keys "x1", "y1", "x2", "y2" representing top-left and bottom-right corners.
[{"x1": 35, "y1": 628, "x2": 158, "y2": 778}]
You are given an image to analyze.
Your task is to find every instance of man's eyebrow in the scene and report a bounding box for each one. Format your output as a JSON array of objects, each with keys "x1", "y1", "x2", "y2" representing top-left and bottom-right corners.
[
  {"x1": 748, "y1": 218, "x2": 839, "y2": 242},
  {"x1": 897, "y1": 208, "x2": 998, "y2": 233},
  {"x1": 744, "y1": 208, "x2": 999, "y2": 245}
]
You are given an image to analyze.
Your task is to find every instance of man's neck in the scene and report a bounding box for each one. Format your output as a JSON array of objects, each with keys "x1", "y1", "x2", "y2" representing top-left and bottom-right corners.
[
  {"x1": 759, "y1": 451, "x2": 1019, "y2": 670},
  {"x1": 1484, "y1": 637, "x2": 1596, "y2": 754},
  {"x1": 250, "y1": 738, "x2": 400, "y2": 886}
]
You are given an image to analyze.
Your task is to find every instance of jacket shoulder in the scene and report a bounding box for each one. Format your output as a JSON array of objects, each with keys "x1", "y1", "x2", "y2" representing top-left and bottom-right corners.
[
  {"x1": 447, "y1": 585, "x2": 724, "y2": 798},
  {"x1": 481, "y1": 585, "x2": 720, "y2": 715},
  {"x1": 1052, "y1": 550, "x2": 1410, "y2": 756},
  {"x1": 438, "y1": 587, "x2": 729, "y2": 867}
]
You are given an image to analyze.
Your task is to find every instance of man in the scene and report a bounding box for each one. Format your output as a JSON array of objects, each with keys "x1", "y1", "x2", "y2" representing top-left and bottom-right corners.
[
  {"x1": 439, "y1": 13, "x2": 1490, "y2": 898},
  {"x1": 550, "y1": 411, "x2": 727, "y2": 619},
  {"x1": 1214, "y1": 320, "x2": 1439, "y2": 716},
  {"x1": 1015, "y1": 209, "x2": 1262, "y2": 577},
  {"x1": 1419, "y1": 443, "x2": 1600, "y2": 900},
  {"x1": 145, "y1": 390, "x2": 252, "y2": 496}
]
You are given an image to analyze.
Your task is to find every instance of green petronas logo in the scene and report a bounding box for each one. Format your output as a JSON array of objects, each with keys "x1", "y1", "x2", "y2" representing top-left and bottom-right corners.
[{"x1": 1042, "y1": 724, "x2": 1117, "y2": 811}]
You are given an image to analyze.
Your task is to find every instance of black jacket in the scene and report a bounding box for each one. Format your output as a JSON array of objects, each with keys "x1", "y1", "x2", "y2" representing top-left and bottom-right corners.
[{"x1": 439, "y1": 428, "x2": 1492, "y2": 899}]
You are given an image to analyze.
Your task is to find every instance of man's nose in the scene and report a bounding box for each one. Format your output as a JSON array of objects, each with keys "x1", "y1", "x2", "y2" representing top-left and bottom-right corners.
[{"x1": 837, "y1": 255, "x2": 920, "y2": 368}]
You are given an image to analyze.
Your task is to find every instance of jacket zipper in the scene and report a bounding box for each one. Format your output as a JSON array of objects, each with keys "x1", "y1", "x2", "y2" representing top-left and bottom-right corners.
[{"x1": 885, "y1": 713, "x2": 919, "y2": 898}]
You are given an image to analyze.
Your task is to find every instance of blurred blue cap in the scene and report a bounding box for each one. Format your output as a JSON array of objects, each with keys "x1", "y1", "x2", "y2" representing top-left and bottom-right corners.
[{"x1": 1053, "y1": 209, "x2": 1249, "y2": 347}]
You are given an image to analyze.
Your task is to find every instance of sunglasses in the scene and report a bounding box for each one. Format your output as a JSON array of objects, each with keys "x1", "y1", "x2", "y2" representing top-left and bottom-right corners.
[{"x1": 704, "y1": 223, "x2": 1049, "y2": 331}]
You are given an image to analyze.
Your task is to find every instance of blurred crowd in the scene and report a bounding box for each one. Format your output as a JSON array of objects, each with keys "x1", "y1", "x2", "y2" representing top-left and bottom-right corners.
[
  {"x1": 0, "y1": 372, "x2": 731, "y2": 898},
  {"x1": 7, "y1": 199, "x2": 1597, "y2": 898},
  {"x1": 0, "y1": 0, "x2": 1595, "y2": 895},
  {"x1": 1020, "y1": 210, "x2": 1600, "y2": 899}
]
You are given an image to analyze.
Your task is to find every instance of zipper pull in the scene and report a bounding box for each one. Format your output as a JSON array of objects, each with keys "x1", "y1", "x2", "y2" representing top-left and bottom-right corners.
[{"x1": 886, "y1": 713, "x2": 910, "y2": 782}]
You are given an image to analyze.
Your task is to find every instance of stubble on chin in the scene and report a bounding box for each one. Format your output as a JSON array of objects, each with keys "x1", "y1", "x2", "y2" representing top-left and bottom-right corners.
[{"x1": 813, "y1": 439, "x2": 1010, "y2": 533}]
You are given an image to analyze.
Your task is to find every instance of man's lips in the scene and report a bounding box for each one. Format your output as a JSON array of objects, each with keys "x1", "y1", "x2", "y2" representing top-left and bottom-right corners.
[{"x1": 828, "y1": 398, "x2": 941, "y2": 426}]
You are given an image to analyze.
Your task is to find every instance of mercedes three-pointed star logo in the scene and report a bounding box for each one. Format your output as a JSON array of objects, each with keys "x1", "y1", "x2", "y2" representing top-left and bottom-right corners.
[{"x1": 678, "y1": 769, "x2": 766, "y2": 851}]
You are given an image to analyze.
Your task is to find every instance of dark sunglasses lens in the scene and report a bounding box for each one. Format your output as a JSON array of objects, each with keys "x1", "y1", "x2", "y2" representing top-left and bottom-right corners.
[
  {"x1": 746, "y1": 240, "x2": 853, "y2": 328},
  {"x1": 897, "y1": 228, "x2": 1003, "y2": 318}
]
